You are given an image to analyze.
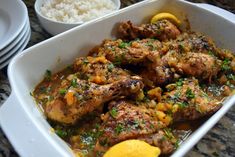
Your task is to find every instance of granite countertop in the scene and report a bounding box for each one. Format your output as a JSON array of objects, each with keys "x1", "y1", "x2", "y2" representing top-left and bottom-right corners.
[{"x1": 0, "y1": 0, "x2": 234, "y2": 157}]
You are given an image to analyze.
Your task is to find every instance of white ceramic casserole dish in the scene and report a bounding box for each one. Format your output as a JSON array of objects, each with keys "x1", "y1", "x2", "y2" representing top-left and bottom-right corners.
[{"x1": 0, "y1": 0, "x2": 235, "y2": 157}]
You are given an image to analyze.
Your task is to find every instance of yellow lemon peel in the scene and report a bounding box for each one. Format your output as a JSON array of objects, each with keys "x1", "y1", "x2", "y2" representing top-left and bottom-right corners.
[
  {"x1": 103, "y1": 140, "x2": 161, "y2": 157},
  {"x1": 151, "y1": 12, "x2": 181, "y2": 26}
]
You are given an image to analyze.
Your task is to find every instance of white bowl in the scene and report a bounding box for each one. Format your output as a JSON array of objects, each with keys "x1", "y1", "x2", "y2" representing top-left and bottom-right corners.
[
  {"x1": 1, "y1": 0, "x2": 235, "y2": 157},
  {"x1": 34, "y1": 0, "x2": 121, "y2": 36}
]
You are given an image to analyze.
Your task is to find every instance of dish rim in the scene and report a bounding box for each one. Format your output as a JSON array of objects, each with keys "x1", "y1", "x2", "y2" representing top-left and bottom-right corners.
[{"x1": 1, "y1": 0, "x2": 235, "y2": 157}]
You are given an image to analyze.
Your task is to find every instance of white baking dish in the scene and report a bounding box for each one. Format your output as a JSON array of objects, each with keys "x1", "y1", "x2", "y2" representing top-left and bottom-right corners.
[{"x1": 0, "y1": 0, "x2": 235, "y2": 157}]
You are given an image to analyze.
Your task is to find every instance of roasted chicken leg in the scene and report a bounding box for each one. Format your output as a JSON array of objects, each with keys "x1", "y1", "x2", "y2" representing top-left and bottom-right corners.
[{"x1": 45, "y1": 76, "x2": 144, "y2": 124}]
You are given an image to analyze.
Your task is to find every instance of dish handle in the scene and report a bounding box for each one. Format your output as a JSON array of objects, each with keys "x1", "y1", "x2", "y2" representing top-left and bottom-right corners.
[
  {"x1": 196, "y1": 3, "x2": 235, "y2": 22},
  {"x1": 0, "y1": 93, "x2": 29, "y2": 156},
  {"x1": 0, "y1": 93, "x2": 73, "y2": 157}
]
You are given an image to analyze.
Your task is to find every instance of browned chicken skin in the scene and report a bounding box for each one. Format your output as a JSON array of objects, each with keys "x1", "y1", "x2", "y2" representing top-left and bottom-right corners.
[
  {"x1": 159, "y1": 78, "x2": 222, "y2": 121},
  {"x1": 168, "y1": 52, "x2": 221, "y2": 81},
  {"x1": 73, "y1": 56, "x2": 130, "y2": 84},
  {"x1": 118, "y1": 20, "x2": 181, "y2": 41},
  {"x1": 95, "y1": 100, "x2": 176, "y2": 154},
  {"x1": 90, "y1": 38, "x2": 163, "y2": 65},
  {"x1": 45, "y1": 76, "x2": 144, "y2": 124},
  {"x1": 166, "y1": 32, "x2": 219, "y2": 53}
]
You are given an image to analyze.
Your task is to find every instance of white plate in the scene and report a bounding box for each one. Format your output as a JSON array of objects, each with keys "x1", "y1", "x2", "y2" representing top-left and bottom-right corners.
[
  {"x1": 0, "y1": 22, "x2": 30, "y2": 64},
  {"x1": 0, "y1": 29, "x2": 31, "y2": 69},
  {"x1": 0, "y1": 0, "x2": 28, "y2": 50},
  {"x1": 0, "y1": 0, "x2": 235, "y2": 157},
  {"x1": 0, "y1": 18, "x2": 29, "y2": 57}
]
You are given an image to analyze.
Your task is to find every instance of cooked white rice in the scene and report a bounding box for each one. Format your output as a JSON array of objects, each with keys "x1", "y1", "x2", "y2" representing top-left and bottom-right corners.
[{"x1": 40, "y1": 0, "x2": 116, "y2": 23}]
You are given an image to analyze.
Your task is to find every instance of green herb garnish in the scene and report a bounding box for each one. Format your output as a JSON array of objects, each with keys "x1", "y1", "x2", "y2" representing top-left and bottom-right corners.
[
  {"x1": 59, "y1": 89, "x2": 67, "y2": 95},
  {"x1": 186, "y1": 88, "x2": 195, "y2": 99},
  {"x1": 118, "y1": 41, "x2": 131, "y2": 49},
  {"x1": 176, "y1": 78, "x2": 183, "y2": 86},
  {"x1": 114, "y1": 55, "x2": 124, "y2": 65},
  {"x1": 44, "y1": 69, "x2": 52, "y2": 80},
  {"x1": 174, "y1": 139, "x2": 180, "y2": 149},
  {"x1": 29, "y1": 92, "x2": 33, "y2": 96},
  {"x1": 179, "y1": 44, "x2": 185, "y2": 53},
  {"x1": 71, "y1": 78, "x2": 77, "y2": 87},
  {"x1": 110, "y1": 107, "x2": 118, "y2": 118},
  {"x1": 48, "y1": 95, "x2": 54, "y2": 101},
  {"x1": 55, "y1": 129, "x2": 68, "y2": 138},
  {"x1": 146, "y1": 42, "x2": 156, "y2": 50},
  {"x1": 227, "y1": 74, "x2": 235, "y2": 81},
  {"x1": 208, "y1": 51, "x2": 215, "y2": 56},
  {"x1": 115, "y1": 123, "x2": 124, "y2": 134},
  {"x1": 83, "y1": 58, "x2": 89, "y2": 65},
  {"x1": 221, "y1": 58, "x2": 231, "y2": 71},
  {"x1": 178, "y1": 102, "x2": 188, "y2": 108},
  {"x1": 163, "y1": 128, "x2": 174, "y2": 139},
  {"x1": 107, "y1": 63, "x2": 115, "y2": 72}
]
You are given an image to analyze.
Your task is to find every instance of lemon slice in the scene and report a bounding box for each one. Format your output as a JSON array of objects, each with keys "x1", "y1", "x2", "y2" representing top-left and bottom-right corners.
[
  {"x1": 103, "y1": 140, "x2": 161, "y2": 157},
  {"x1": 151, "y1": 12, "x2": 181, "y2": 26}
]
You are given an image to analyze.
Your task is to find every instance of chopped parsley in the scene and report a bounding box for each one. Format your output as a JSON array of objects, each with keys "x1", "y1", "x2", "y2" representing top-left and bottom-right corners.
[
  {"x1": 208, "y1": 51, "x2": 215, "y2": 56},
  {"x1": 107, "y1": 63, "x2": 115, "y2": 72},
  {"x1": 221, "y1": 58, "x2": 231, "y2": 71},
  {"x1": 44, "y1": 69, "x2": 52, "y2": 80},
  {"x1": 227, "y1": 74, "x2": 235, "y2": 81},
  {"x1": 48, "y1": 95, "x2": 54, "y2": 101},
  {"x1": 83, "y1": 58, "x2": 89, "y2": 65},
  {"x1": 146, "y1": 42, "x2": 156, "y2": 50},
  {"x1": 115, "y1": 123, "x2": 124, "y2": 134},
  {"x1": 174, "y1": 139, "x2": 180, "y2": 149},
  {"x1": 132, "y1": 120, "x2": 140, "y2": 129},
  {"x1": 71, "y1": 78, "x2": 77, "y2": 87},
  {"x1": 178, "y1": 44, "x2": 185, "y2": 53},
  {"x1": 109, "y1": 107, "x2": 118, "y2": 118},
  {"x1": 176, "y1": 78, "x2": 183, "y2": 86},
  {"x1": 171, "y1": 92, "x2": 181, "y2": 101},
  {"x1": 163, "y1": 128, "x2": 174, "y2": 139},
  {"x1": 59, "y1": 89, "x2": 67, "y2": 95},
  {"x1": 114, "y1": 54, "x2": 125, "y2": 65},
  {"x1": 186, "y1": 88, "x2": 195, "y2": 99},
  {"x1": 118, "y1": 41, "x2": 131, "y2": 49},
  {"x1": 178, "y1": 102, "x2": 188, "y2": 108},
  {"x1": 111, "y1": 47, "x2": 115, "y2": 51},
  {"x1": 55, "y1": 129, "x2": 68, "y2": 138}
]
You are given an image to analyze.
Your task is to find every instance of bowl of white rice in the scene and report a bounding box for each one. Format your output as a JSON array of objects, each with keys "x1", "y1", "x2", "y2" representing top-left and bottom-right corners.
[{"x1": 35, "y1": 0, "x2": 120, "y2": 35}]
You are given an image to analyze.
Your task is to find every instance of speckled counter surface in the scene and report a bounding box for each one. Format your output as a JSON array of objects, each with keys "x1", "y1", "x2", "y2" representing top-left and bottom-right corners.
[{"x1": 0, "y1": 0, "x2": 234, "y2": 157}]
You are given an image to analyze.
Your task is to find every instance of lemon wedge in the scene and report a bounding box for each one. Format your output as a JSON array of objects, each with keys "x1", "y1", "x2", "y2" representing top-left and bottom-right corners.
[
  {"x1": 103, "y1": 140, "x2": 161, "y2": 157},
  {"x1": 151, "y1": 12, "x2": 181, "y2": 26}
]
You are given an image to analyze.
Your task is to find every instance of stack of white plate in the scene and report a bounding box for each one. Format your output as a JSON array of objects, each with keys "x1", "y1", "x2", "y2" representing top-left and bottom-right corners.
[{"x1": 0, "y1": 0, "x2": 31, "y2": 69}]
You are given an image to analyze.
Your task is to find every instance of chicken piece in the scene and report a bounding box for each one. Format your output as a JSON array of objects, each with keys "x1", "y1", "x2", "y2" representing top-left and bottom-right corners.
[
  {"x1": 139, "y1": 50, "x2": 180, "y2": 87},
  {"x1": 118, "y1": 20, "x2": 181, "y2": 41},
  {"x1": 168, "y1": 52, "x2": 221, "y2": 81},
  {"x1": 137, "y1": 130, "x2": 177, "y2": 154},
  {"x1": 166, "y1": 32, "x2": 221, "y2": 55},
  {"x1": 95, "y1": 100, "x2": 177, "y2": 154},
  {"x1": 141, "y1": 65, "x2": 175, "y2": 87},
  {"x1": 45, "y1": 76, "x2": 144, "y2": 124},
  {"x1": 73, "y1": 56, "x2": 130, "y2": 84},
  {"x1": 160, "y1": 78, "x2": 222, "y2": 121},
  {"x1": 90, "y1": 38, "x2": 164, "y2": 65}
]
